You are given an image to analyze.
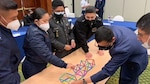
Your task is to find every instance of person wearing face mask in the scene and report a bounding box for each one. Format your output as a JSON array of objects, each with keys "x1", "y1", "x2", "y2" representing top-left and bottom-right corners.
[
  {"x1": 73, "y1": 6, "x2": 103, "y2": 59},
  {"x1": 136, "y1": 13, "x2": 150, "y2": 49},
  {"x1": 22, "y1": 8, "x2": 75, "y2": 79},
  {"x1": 80, "y1": 0, "x2": 90, "y2": 15},
  {"x1": 71, "y1": 26, "x2": 148, "y2": 84},
  {"x1": 48, "y1": 0, "x2": 76, "y2": 58},
  {"x1": 0, "y1": 0, "x2": 21, "y2": 84}
]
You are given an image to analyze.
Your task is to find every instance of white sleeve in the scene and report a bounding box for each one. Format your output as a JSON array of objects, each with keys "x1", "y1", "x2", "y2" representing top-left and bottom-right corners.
[{"x1": 80, "y1": 0, "x2": 85, "y2": 7}]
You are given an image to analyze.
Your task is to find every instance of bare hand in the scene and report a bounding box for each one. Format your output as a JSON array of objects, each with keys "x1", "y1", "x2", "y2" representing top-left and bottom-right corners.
[
  {"x1": 71, "y1": 40, "x2": 76, "y2": 48},
  {"x1": 85, "y1": 52, "x2": 93, "y2": 59},
  {"x1": 96, "y1": 8, "x2": 99, "y2": 12},
  {"x1": 97, "y1": 50, "x2": 104, "y2": 56},
  {"x1": 64, "y1": 45, "x2": 72, "y2": 51},
  {"x1": 66, "y1": 63, "x2": 75, "y2": 69}
]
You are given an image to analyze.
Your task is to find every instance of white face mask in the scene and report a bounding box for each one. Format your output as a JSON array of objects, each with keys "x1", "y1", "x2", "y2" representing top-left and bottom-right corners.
[
  {"x1": 54, "y1": 12, "x2": 64, "y2": 15},
  {"x1": 6, "y1": 20, "x2": 21, "y2": 31},
  {"x1": 142, "y1": 36, "x2": 150, "y2": 49},
  {"x1": 39, "y1": 23, "x2": 50, "y2": 32},
  {"x1": 0, "y1": 16, "x2": 20, "y2": 31}
]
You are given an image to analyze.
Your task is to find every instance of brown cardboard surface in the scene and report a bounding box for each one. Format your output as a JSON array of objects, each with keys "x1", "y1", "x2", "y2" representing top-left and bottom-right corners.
[{"x1": 21, "y1": 40, "x2": 111, "y2": 84}]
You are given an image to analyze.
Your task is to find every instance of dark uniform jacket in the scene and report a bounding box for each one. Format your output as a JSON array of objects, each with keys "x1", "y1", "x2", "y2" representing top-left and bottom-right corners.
[
  {"x1": 48, "y1": 15, "x2": 75, "y2": 58},
  {"x1": 91, "y1": 26, "x2": 148, "y2": 83},
  {"x1": 23, "y1": 24, "x2": 67, "y2": 68},
  {"x1": 95, "y1": 0, "x2": 106, "y2": 19},
  {"x1": 73, "y1": 15, "x2": 103, "y2": 53},
  {"x1": 0, "y1": 25, "x2": 21, "y2": 84}
]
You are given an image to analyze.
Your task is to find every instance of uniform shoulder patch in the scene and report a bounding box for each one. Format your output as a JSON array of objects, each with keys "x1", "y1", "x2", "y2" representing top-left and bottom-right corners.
[{"x1": 97, "y1": 17, "x2": 102, "y2": 21}]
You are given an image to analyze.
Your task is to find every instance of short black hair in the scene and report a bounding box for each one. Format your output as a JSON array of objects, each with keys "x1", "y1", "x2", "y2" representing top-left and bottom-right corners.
[
  {"x1": 95, "y1": 26, "x2": 114, "y2": 43},
  {"x1": 52, "y1": 0, "x2": 65, "y2": 9},
  {"x1": 0, "y1": 0, "x2": 18, "y2": 10},
  {"x1": 32, "y1": 8, "x2": 47, "y2": 20},
  {"x1": 136, "y1": 13, "x2": 150, "y2": 34},
  {"x1": 85, "y1": 6, "x2": 96, "y2": 13}
]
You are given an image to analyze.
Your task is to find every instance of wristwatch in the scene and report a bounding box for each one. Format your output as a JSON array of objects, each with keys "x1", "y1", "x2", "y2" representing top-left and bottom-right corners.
[{"x1": 83, "y1": 79, "x2": 87, "y2": 84}]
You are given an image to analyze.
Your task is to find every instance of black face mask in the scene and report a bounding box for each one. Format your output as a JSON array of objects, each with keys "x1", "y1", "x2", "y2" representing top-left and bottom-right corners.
[
  {"x1": 98, "y1": 45, "x2": 114, "y2": 50},
  {"x1": 54, "y1": 13, "x2": 64, "y2": 20},
  {"x1": 85, "y1": 20, "x2": 95, "y2": 24}
]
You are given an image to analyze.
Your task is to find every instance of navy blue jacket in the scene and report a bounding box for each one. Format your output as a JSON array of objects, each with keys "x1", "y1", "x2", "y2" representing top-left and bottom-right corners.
[
  {"x1": 95, "y1": 0, "x2": 105, "y2": 18},
  {"x1": 95, "y1": 0, "x2": 105, "y2": 11},
  {"x1": 23, "y1": 24, "x2": 67, "y2": 68},
  {"x1": 91, "y1": 26, "x2": 148, "y2": 83},
  {"x1": 0, "y1": 25, "x2": 21, "y2": 84}
]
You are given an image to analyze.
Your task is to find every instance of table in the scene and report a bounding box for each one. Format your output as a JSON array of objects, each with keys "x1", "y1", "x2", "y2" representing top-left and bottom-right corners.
[
  {"x1": 103, "y1": 20, "x2": 137, "y2": 31},
  {"x1": 68, "y1": 17, "x2": 77, "y2": 25},
  {"x1": 21, "y1": 40, "x2": 111, "y2": 84}
]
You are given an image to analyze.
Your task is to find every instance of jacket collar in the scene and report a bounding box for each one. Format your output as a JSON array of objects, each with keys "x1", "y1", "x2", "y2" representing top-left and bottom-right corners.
[{"x1": 0, "y1": 25, "x2": 11, "y2": 33}]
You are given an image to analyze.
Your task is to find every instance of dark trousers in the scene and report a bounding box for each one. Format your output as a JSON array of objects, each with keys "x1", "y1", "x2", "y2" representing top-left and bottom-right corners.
[
  {"x1": 119, "y1": 62, "x2": 143, "y2": 84},
  {"x1": 22, "y1": 59, "x2": 47, "y2": 79},
  {"x1": 97, "y1": 9, "x2": 104, "y2": 19}
]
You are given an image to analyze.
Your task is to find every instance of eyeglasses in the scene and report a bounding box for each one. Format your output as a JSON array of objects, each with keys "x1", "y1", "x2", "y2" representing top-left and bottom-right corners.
[{"x1": 94, "y1": 41, "x2": 113, "y2": 50}]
